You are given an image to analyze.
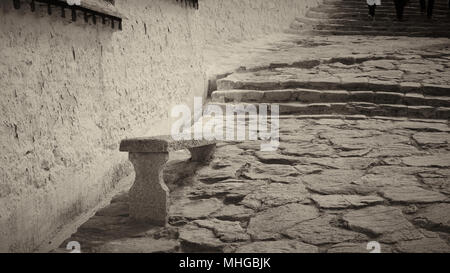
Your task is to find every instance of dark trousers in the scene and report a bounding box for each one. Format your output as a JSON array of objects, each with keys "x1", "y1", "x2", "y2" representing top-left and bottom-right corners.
[
  {"x1": 393, "y1": 0, "x2": 406, "y2": 20},
  {"x1": 368, "y1": 5, "x2": 376, "y2": 17},
  {"x1": 420, "y1": 0, "x2": 435, "y2": 17}
]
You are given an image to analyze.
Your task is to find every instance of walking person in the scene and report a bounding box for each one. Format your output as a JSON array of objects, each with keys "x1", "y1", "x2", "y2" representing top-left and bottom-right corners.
[
  {"x1": 420, "y1": 0, "x2": 435, "y2": 19},
  {"x1": 367, "y1": 0, "x2": 381, "y2": 20}
]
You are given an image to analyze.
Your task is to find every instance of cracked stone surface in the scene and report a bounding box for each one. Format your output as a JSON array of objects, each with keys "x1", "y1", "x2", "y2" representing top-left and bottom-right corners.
[
  {"x1": 327, "y1": 242, "x2": 393, "y2": 253},
  {"x1": 396, "y1": 238, "x2": 450, "y2": 253},
  {"x1": 342, "y1": 206, "x2": 425, "y2": 243},
  {"x1": 240, "y1": 182, "x2": 309, "y2": 210},
  {"x1": 283, "y1": 215, "x2": 368, "y2": 245},
  {"x1": 236, "y1": 240, "x2": 319, "y2": 253},
  {"x1": 247, "y1": 204, "x2": 319, "y2": 240},
  {"x1": 58, "y1": 116, "x2": 450, "y2": 253},
  {"x1": 413, "y1": 204, "x2": 450, "y2": 232},
  {"x1": 56, "y1": 27, "x2": 450, "y2": 253},
  {"x1": 311, "y1": 194, "x2": 384, "y2": 209}
]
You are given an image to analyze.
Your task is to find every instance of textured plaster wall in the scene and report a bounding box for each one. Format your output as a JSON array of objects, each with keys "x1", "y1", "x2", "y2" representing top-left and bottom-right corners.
[{"x1": 0, "y1": 0, "x2": 320, "y2": 252}]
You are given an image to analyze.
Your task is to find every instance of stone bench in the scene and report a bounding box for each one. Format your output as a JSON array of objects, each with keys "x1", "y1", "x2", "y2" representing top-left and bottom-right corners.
[{"x1": 120, "y1": 136, "x2": 216, "y2": 226}]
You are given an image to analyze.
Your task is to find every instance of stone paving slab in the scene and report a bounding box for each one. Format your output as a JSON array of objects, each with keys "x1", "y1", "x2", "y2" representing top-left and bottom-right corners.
[
  {"x1": 57, "y1": 116, "x2": 450, "y2": 253},
  {"x1": 206, "y1": 34, "x2": 450, "y2": 81},
  {"x1": 209, "y1": 34, "x2": 450, "y2": 120},
  {"x1": 54, "y1": 17, "x2": 450, "y2": 254}
]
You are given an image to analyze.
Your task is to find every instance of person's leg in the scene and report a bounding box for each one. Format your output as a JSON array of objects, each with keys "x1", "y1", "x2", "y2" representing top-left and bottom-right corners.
[
  {"x1": 420, "y1": 0, "x2": 426, "y2": 12},
  {"x1": 368, "y1": 5, "x2": 376, "y2": 17},
  {"x1": 393, "y1": 0, "x2": 400, "y2": 19},
  {"x1": 393, "y1": 0, "x2": 404, "y2": 20},
  {"x1": 400, "y1": 0, "x2": 406, "y2": 20},
  {"x1": 427, "y1": 0, "x2": 435, "y2": 18}
]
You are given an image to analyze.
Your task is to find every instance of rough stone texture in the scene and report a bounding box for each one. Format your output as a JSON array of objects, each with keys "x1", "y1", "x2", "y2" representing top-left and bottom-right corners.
[
  {"x1": 93, "y1": 237, "x2": 180, "y2": 253},
  {"x1": 193, "y1": 219, "x2": 249, "y2": 243},
  {"x1": 169, "y1": 198, "x2": 224, "y2": 221},
  {"x1": 396, "y1": 238, "x2": 450, "y2": 253},
  {"x1": 211, "y1": 205, "x2": 255, "y2": 222},
  {"x1": 236, "y1": 240, "x2": 319, "y2": 253},
  {"x1": 179, "y1": 225, "x2": 226, "y2": 252},
  {"x1": 311, "y1": 195, "x2": 384, "y2": 209},
  {"x1": 120, "y1": 136, "x2": 216, "y2": 153},
  {"x1": 243, "y1": 163, "x2": 299, "y2": 180},
  {"x1": 128, "y1": 152, "x2": 169, "y2": 225},
  {"x1": 189, "y1": 144, "x2": 217, "y2": 163},
  {"x1": 283, "y1": 216, "x2": 368, "y2": 245},
  {"x1": 413, "y1": 204, "x2": 450, "y2": 232},
  {"x1": 327, "y1": 242, "x2": 392, "y2": 253},
  {"x1": 402, "y1": 155, "x2": 450, "y2": 168},
  {"x1": 188, "y1": 180, "x2": 264, "y2": 203},
  {"x1": 59, "y1": 117, "x2": 450, "y2": 253},
  {"x1": 354, "y1": 173, "x2": 421, "y2": 189},
  {"x1": 247, "y1": 204, "x2": 319, "y2": 240},
  {"x1": 240, "y1": 182, "x2": 309, "y2": 210},
  {"x1": 96, "y1": 202, "x2": 129, "y2": 217},
  {"x1": 413, "y1": 133, "x2": 450, "y2": 148},
  {"x1": 41, "y1": 1, "x2": 450, "y2": 252},
  {"x1": 123, "y1": 140, "x2": 216, "y2": 224},
  {"x1": 342, "y1": 206, "x2": 424, "y2": 243},
  {"x1": 380, "y1": 186, "x2": 448, "y2": 204},
  {"x1": 0, "y1": 0, "x2": 321, "y2": 252},
  {"x1": 302, "y1": 170, "x2": 371, "y2": 195}
]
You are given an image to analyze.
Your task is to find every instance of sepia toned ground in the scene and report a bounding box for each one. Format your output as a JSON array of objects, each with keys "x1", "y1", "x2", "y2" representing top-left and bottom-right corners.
[
  {"x1": 55, "y1": 1, "x2": 450, "y2": 254},
  {"x1": 57, "y1": 115, "x2": 450, "y2": 253}
]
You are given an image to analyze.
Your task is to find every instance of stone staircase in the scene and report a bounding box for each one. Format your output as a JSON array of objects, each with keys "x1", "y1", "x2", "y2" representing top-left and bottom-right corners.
[
  {"x1": 207, "y1": 1, "x2": 450, "y2": 120},
  {"x1": 289, "y1": 0, "x2": 450, "y2": 37},
  {"x1": 209, "y1": 52, "x2": 450, "y2": 119},
  {"x1": 211, "y1": 83, "x2": 450, "y2": 120}
]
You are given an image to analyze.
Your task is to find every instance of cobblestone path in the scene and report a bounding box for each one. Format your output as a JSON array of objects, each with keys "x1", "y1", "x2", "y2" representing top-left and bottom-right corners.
[
  {"x1": 292, "y1": 0, "x2": 450, "y2": 37},
  {"x1": 56, "y1": 2, "x2": 450, "y2": 254},
  {"x1": 58, "y1": 115, "x2": 450, "y2": 253}
]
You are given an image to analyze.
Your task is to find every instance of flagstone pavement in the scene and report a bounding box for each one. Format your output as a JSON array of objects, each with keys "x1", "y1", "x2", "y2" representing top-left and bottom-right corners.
[
  {"x1": 54, "y1": 17, "x2": 450, "y2": 254},
  {"x1": 57, "y1": 115, "x2": 450, "y2": 253}
]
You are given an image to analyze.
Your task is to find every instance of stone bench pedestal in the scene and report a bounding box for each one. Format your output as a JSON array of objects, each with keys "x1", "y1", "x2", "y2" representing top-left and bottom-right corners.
[{"x1": 120, "y1": 136, "x2": 216, "y2": 225}]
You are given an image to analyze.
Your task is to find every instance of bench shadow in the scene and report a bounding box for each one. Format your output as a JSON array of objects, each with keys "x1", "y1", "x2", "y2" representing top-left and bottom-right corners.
[{"x1": 59, "y1": 154, "x2": 208, "y2": 252}]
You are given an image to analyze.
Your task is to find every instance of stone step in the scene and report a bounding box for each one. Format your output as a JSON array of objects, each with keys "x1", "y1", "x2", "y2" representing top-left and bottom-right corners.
[
  {"x1": 295, "y1": 17, "x2": 450, "y2": 27},
  {"x1": 208, "y1": 102, "x2": 450, "y2": 119},
  {"x1": 310, "y1": 23, "x2": 450, "y2": 33},
  {"x1": 306, "y1": 11, "x2": 450, "y2": 21},
  {"x1": 300, "y1": 0, "x2": 450, "y2": 37},
  {"x1": 313, "y1": 3, "x2": 450, "y2": 10},
  {"x1": 217, "y1": 77, "x2": 450, "y2": 97},
  {"x1": 321, "y1": 0, "x2": 449, "y2": 6},
  {"x1": 292, "y1": 23, "x2": 450, "y2": 34},
  {"x1": 309, "y1": 7, "x2": 450, "y2": 15},
  {"x1": 211, "y1": 89, "x2": 450, "y2": 108},
  {"x1": 321, "y1": 0, "x2": 449, "y2": 5},
  {"x1": 314, "y1": 2, "x2": 450, "y2": 8},
  {"x1": 290, "y1": 28, "x2": 450, "y2": 38}
]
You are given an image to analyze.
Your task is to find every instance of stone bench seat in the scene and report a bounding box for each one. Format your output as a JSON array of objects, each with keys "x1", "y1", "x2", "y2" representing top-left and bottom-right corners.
[{"x1": 120, "y1": 135, "x2": 216, "y2": 225}]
